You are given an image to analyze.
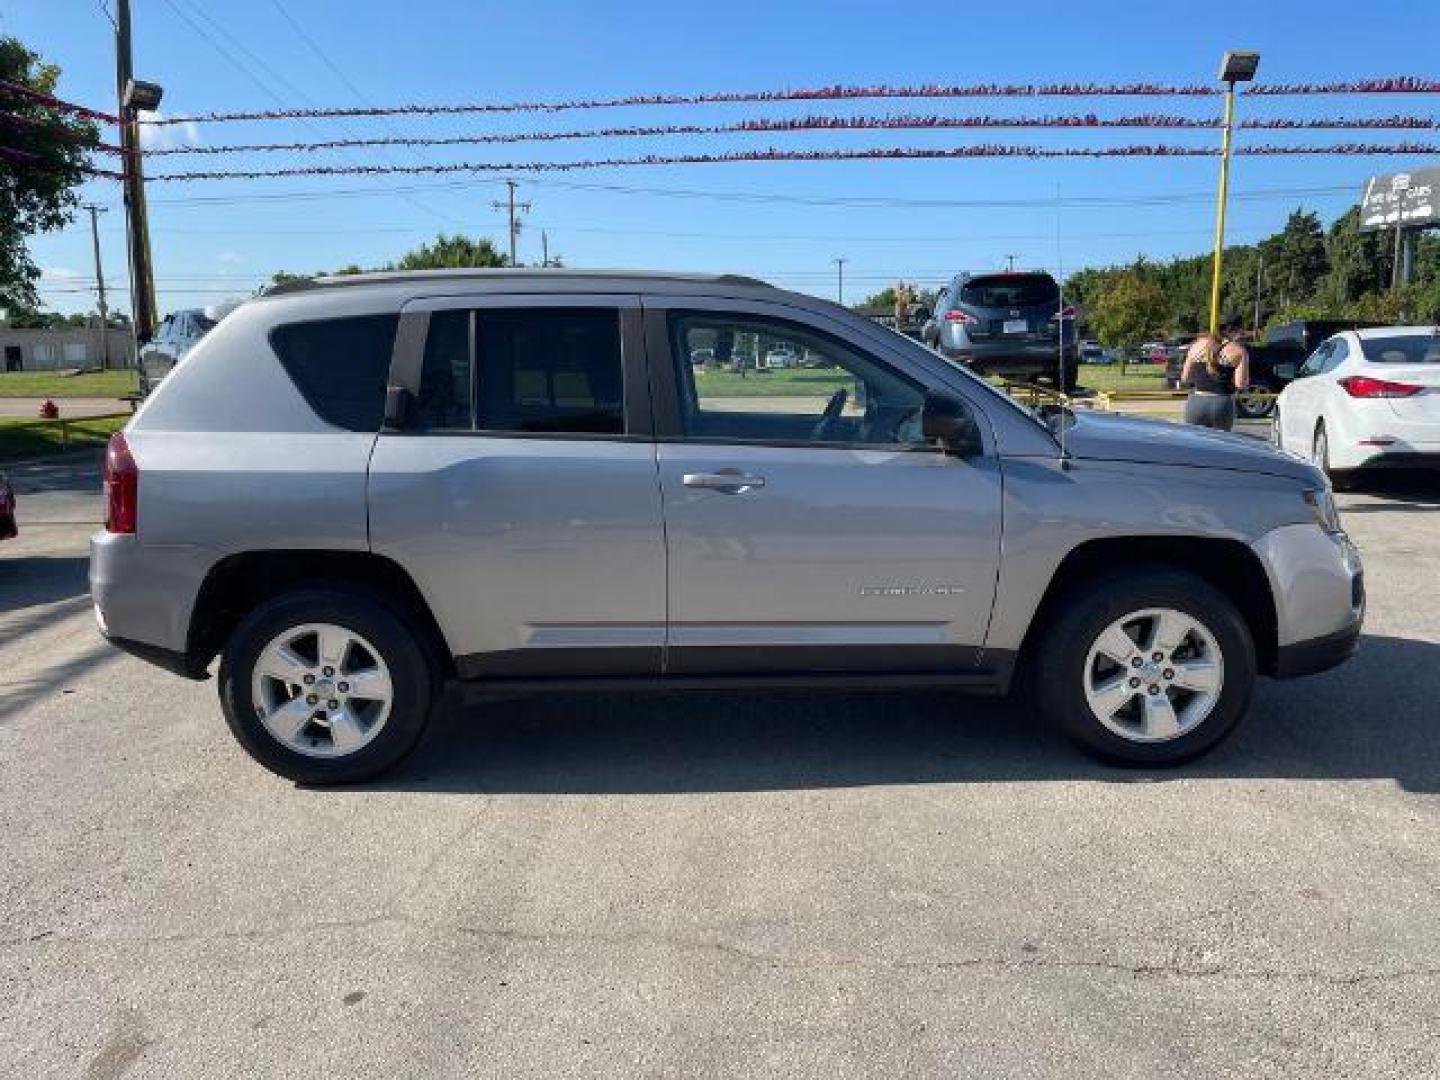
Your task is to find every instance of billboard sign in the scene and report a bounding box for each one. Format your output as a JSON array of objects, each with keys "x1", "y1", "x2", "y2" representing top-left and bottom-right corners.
[{"x1": 1359, "y1": 167, "x2": 1440, "y2": 232}]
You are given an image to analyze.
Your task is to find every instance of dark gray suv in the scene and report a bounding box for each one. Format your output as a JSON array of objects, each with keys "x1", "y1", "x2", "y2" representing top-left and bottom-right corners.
[{"x1": 923, "y1": 271, "x2": 1078, "y2": 389}]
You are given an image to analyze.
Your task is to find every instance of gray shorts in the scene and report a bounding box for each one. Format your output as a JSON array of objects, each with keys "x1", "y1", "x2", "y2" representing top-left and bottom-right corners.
[{"x1": 1185, "y1": 392, "x2": 1236, "y2": 431}]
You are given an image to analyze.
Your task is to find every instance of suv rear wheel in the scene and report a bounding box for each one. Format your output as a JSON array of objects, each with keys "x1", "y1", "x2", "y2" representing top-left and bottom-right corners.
[
  {"x1": 219, "y1": 588, "x2": 438, "y2": 784},
  {"x1": 1035, "y1": 569, "x2": 1255, "y2": 765}
]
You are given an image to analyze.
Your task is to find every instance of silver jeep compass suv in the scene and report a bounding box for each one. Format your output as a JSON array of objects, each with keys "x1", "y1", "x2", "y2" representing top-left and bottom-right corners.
[{"x1": 90, "y1": 270, "x2": 1363, "y2": 783}]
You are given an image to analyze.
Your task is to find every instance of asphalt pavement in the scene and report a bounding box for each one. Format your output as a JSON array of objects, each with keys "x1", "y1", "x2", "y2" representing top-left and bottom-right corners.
[{"x1": 1, "y1": 446, "x2": 1437, "y2": 1079}]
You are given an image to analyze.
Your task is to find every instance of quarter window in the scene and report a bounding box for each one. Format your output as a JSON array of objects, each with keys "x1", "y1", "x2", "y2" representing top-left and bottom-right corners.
[
  {"x1": 271, "y1": 313, "x2": 400, "y2": 432},
  {"x1": 669, "y1": 312, "x2": 927, "y2": 446}
]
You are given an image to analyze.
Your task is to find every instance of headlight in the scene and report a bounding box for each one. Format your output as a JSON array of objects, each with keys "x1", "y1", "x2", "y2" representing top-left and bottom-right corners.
[{"x1": 1303, "y1": 487, "x2": 1343, "y2": 534}]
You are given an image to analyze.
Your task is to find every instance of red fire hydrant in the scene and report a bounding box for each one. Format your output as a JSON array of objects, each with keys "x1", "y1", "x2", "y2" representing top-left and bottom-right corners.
[{"x1": 38, "y1": 398, "x2": 60, "y2": 420}]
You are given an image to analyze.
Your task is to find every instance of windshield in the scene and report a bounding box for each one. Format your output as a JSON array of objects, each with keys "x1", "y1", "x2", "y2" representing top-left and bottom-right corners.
[
  {"x1": 1359, "y1": 333, "x2": 1440, "y2": 365},
  {"x1": 960, "y1": 274, "x2": 1059, "y2": 308}
]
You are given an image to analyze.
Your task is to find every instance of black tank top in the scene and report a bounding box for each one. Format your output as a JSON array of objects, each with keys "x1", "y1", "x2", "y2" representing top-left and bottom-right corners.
[{"x1": 1190, "y1": 344, "x2": 1237, "y2": 396}]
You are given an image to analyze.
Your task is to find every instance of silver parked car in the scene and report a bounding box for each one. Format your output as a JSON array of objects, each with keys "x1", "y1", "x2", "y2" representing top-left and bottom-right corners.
[
  {"x1": 91, "y1": 270, "x2": 1363, "y2": 783},
  {"x1": 137, "y1": 301, "x2": 240, "y2": 394}
]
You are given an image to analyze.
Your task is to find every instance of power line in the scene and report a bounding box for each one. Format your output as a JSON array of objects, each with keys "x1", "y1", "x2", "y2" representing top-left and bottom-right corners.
[
  {"x1": 153, "y1": 0, "x2": 464, "y2": 228},
  {"x1": 143, "y1": 142, "x2": 1440, "y2": 182},
  {"x1": 141, "y1": 76, "x2": 1440, "y2": 124}
]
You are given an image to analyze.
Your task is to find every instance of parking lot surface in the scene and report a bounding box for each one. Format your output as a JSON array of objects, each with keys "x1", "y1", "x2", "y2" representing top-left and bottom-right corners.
[{"x1": 2, "y1": 449, "x2": 1438, "y2": 1078}]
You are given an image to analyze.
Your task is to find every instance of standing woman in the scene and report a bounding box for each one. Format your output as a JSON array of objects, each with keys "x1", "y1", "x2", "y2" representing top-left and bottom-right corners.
[{"x1": 1181, "y1": 329, "x2": 1250, "y2": 431}]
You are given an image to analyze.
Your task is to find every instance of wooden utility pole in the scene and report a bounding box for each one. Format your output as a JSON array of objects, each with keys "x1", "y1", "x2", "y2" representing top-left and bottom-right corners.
[
  {"x1": 115, "y1": 0, "x2": 158, "y2": 343},
  {"x1": 491, "y1": 180, "x2": 531, "y2": 266},
  {"x1": 833, "y1": 257, "x2": 847, "y2": 304},
  {"x1": 1252, "y1": 251, "x2": 1264, "y2": 335},
  {"x1": 83, "y1": 204, "x2": 111, "y2": 368}
]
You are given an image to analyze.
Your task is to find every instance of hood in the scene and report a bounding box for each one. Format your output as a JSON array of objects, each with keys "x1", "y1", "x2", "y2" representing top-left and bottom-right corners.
[{"x1": 1057, "y1": 409, "x2": 1321, "y2": 483}]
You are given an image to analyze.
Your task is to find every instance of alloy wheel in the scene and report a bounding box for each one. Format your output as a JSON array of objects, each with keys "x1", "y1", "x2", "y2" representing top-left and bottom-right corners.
[
  {"x1": 1082, "y1": 607, "x2": 1225, "y2": 743},
  {"x1": 250, "y1": 622, "x2": 394, "y2": 758}
]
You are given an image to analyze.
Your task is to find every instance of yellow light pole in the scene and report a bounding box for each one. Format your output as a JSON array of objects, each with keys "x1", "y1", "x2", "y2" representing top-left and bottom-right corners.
[{"x1": 1208, "y1": 50, "x2": 1260, "y2": 337}]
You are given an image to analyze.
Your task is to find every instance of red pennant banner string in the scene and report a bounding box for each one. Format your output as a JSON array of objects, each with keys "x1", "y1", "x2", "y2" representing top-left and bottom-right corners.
[
  {"x1": 143, "y1": 143, "x2": 1440, "y2": 181},
  {"x1": 126, "y1": 113, "x2": 1440, "y2": 156},
  {"x1": 141, "y1": 77, "x2": 1440, "y2": 125}
]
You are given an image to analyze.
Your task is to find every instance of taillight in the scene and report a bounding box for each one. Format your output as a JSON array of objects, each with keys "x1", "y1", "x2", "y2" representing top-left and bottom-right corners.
[
  {"x1": 944, "y1": 310, "x2": 977, "y2": 324},
  {"x1": 1337, "y1": 376, "x2": 1424, "y2": 399},
  {"x1": 104, "y1": 432, "x2": 138, "y2": 534}
]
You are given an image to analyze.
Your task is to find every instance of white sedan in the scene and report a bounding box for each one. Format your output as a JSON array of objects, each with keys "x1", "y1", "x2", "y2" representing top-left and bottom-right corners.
[{"x1": 1274, "y1": 326, "x2": 1440, "y2": 487}]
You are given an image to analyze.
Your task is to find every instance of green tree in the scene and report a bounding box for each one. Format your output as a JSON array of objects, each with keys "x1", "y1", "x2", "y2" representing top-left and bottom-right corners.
[
  {"x1": 0, "y1": 37, "x2": 101, "y2": 312},
  {"x1": 1090, "y1": 272, "x2": 1168, "y2": 367},
  {"x1": 389, "y1": 234, "x2": 506, "y2": 271},
  {"x1": 1315, "y1": 206, "x2": 1392, "y2": 309},
  {"x1": 1261, "y1": 210, "x2": 1328, "y2": 311},
  {"x1": 272, "y1": 235, "x2": 507, "y2": 283}
]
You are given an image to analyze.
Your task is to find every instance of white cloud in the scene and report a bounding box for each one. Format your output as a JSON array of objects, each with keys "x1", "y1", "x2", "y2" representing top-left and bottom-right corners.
[
  {"x1": 138, "y1": 111, "x2": 202, "y2": 152},
  {"x1": 218, "y1": 250, "x2": 245, "y2": 267},
  {"x1": 40, "y1": 267, "x2": 85, "y2": 281}
]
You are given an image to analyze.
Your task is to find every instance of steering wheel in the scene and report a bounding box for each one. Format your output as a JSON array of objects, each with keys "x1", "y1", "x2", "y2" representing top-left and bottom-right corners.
[{"x1": 810, "y1": 387, "x2": 849, "y2": 440}]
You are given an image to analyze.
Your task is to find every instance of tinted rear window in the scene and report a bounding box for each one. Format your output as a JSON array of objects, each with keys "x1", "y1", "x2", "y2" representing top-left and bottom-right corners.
[
  {"x1": 960, "y1": 275, "x2": 1059, "y2": 308},
  {"x1": 270, "y1": 313, "x2": 399, "y2": 431},
  {"x1": 1358, "y1": 334, "x2": 1440, "y2": 365}
]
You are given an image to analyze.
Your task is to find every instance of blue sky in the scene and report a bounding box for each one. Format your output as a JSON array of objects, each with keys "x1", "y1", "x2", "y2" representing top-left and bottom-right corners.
[{"x1": 6, "y1": 0, "x2": 1438, "y2": 317}]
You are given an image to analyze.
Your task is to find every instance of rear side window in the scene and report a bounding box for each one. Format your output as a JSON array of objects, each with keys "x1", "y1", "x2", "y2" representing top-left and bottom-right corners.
[
  {"x1": 478, "y1": 309, "x2": 623, "y2": 434},
  {"x1": 960, "y1": 274, "x2": 1059, "y2": 308},
  {"x1": 415, "y1": 308, "x2": 625, "y2": 435},
  {"x1": 271, "y1": 314, "x2": 399, "y2": 431}
]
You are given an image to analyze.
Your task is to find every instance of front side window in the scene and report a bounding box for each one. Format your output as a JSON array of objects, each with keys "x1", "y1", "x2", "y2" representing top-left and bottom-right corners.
[
  {"x1": 669, "y1": 312, "x2": 926, "y2": 446},
  {"x1": 1299, "y1": 341, "x2": 1333, "y2": 377},
  {"x1": 1325, "y1": 339, "x2": 1350, "y2": 371},
  {"x1": 271, "y1": 313, "x2": 399, "y2": 431},
  {"x1": 413, "y1": 307, "x2": 625, "y2": 435}
]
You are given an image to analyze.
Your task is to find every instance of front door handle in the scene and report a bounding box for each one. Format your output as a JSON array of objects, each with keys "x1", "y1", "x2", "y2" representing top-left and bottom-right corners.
[{"x1": 682, "y1": 470, "x2": 766, "y2": 494}]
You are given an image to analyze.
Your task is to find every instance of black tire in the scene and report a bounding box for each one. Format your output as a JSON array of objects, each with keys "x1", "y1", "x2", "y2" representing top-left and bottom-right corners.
[
  {"x1": 219, "y1": 587, "x2": 439, "y2": 784},
  {"x1": 1313, "y1": 422, "x2": 1355, "y2": 491},
  {"x1": 1235, "y1": 386, "x2": 1276, "y2": 420},
  {"x1": 1034, "y1": 568, "x2": 1256, "y2": 766}
]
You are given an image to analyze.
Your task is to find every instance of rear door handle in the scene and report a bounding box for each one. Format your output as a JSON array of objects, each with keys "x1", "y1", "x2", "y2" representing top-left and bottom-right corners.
[{"x1": 682, "y1": 470, "x2": 766, "y2": 494}]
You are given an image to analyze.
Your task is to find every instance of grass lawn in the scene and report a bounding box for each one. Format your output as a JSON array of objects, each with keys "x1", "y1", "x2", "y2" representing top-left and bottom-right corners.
[
  {"x1": 0, "y1": 414, "x2": 128, "y2": 461},
  {"x1": 693, "y1": 366, "x2": 853, "y2": 397},
  {"x1": 1074, "y1": 361, "x2": 1172, "y2": 394},
  {"x1": 0, "y1": 370, "x2": 139, "y2": 398},
  {"x1": 693, "y1": 361, "x2": 1173, "y2": 399}
]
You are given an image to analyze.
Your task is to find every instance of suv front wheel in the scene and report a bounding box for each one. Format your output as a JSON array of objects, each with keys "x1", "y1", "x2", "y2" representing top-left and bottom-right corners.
[
  {"x1": 1035, "y1": 569, "x2": 1255, "y2": 765},
  {"x1": 219, "y1": 588, "x2": 438, "y2": 784}
]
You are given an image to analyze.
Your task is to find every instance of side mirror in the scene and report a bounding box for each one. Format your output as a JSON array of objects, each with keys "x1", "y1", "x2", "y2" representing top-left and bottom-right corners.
[
  {"x1": 922, "y1": 393, "x2": 983, "y2": 457},
  {"x1": 383, "y1": 384, "x2": 413, "y2": 429}
]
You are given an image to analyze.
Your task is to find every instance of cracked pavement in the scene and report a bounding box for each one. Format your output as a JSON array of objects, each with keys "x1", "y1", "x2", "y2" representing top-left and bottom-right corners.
[{"x1": 1, "y1": 452, "x2": 1438, "y2": 1078}]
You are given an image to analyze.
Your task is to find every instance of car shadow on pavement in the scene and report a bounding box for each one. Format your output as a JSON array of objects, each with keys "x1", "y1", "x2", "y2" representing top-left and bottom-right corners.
[
  {"x1": 364, "y1": 632, "x2": 1440, "y2": 796},
  {"x1": 1336, "y1": 470, "x2": 1440, "y2": 510},
  {"x1": 0, "y1": 556, "x2": 91, "y2": 612}
]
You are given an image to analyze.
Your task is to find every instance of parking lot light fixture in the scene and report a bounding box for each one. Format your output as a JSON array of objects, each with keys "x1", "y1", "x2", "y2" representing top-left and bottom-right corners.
[{"x1": 1208, "y1": 50, "x2": 1260, "y2": 337}]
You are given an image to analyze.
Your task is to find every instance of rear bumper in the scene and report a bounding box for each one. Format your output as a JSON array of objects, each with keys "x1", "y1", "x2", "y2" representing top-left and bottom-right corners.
[
  {"x1": 90, "y1": 530, "x2": 213, "y2": 677},
  {"x1": 940, "y1": 340, "x2": 1077, "y2": 373}
]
